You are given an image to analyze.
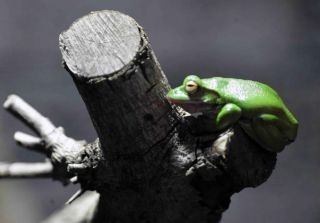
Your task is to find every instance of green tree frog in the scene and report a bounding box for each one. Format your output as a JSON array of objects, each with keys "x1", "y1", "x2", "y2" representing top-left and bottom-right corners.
[{"x1": 167, "y1": 75, "x2": 298, "y2": 152}]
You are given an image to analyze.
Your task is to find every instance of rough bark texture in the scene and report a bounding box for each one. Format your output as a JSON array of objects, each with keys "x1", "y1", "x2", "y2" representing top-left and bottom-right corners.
[{"x1": 56, "y1": 10, "x2": 276, "y2": 223}]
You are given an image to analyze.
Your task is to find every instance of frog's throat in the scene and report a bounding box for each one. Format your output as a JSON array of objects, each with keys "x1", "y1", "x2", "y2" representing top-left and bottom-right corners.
[{"x1": 169, "y1": 100, "x2": 218, "y2": 114}]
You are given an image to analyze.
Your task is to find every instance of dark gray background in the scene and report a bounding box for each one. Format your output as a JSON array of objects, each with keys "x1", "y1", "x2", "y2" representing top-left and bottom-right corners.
[{"x1": 0, "y1": 0, "x2": 319, "y2": 222}]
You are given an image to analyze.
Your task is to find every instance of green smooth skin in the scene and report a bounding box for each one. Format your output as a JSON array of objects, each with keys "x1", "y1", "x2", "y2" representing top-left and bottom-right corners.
[{"x1": 167, "y1": 75, "x2": 298, "y2": 152}]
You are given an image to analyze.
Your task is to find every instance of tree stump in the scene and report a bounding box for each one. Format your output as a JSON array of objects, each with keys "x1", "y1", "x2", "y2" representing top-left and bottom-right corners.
[
  {"x1": 1, "y1": 10, "x2": 277, "y2": 223},
  {"x1": 58, "y1": 10, "x2": 276, "y2": 223}
]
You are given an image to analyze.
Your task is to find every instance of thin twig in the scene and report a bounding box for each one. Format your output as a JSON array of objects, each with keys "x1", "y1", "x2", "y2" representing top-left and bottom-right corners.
[
  {"x1": 0, "y1": 162, "x2": 53, "y2": 178},
  {"x1": 14, "y1": 131, "x2": 45, "y2": 153},
  {"x1": 3, "y1": 95, "x2": 86, "y2": 163},
  {"x1": 4, "y1": 95, "x2": 56, "y2": 136}
]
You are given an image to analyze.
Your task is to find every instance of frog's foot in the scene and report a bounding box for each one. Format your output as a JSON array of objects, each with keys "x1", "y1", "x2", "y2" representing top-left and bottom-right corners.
[{"x1": 251, "y1": 114, "x2": 291, "y2": 152}]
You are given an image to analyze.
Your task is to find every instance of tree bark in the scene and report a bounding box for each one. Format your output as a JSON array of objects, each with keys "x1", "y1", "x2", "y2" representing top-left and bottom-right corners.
[{"x1": 53, "y1": 10, "x2": 277, "y2": 223}]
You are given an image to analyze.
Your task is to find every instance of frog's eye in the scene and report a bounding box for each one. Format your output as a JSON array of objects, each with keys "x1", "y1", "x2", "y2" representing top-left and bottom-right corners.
[{"x1": 185, "y1": 80, "x2": 198, "y2": 94}]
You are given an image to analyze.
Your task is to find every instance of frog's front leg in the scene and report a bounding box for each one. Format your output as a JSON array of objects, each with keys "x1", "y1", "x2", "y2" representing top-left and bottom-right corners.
[{"x1": 214, "y1": 103, "x2": 242, "y2": 131}]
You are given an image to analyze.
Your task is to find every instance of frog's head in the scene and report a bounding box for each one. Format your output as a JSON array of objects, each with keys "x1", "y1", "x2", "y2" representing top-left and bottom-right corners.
[{"x1": 167, "y1": 75, "x2": 222, "y2": 114}]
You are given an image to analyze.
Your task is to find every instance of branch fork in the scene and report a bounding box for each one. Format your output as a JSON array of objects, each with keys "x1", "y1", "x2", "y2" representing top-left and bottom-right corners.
[{"x1": 1, "y1": 95, "x2": 88, "y2": 183}]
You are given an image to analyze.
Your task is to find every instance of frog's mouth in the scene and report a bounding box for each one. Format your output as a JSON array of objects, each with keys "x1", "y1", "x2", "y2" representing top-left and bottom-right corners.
[{"x1": 168, "y1": 99, "x2": 218, "y2": 114}]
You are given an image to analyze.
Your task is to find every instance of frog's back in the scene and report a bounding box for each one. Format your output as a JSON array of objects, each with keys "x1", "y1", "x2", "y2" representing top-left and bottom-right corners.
[{"x1": 203, "y1": 77, "x2": 297, "y2": 125}]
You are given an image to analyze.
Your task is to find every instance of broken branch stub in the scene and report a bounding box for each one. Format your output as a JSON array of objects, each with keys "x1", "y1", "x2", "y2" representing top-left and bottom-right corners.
[{"x1": 59, "y1": 10, "x2": 178, "y2": 177}]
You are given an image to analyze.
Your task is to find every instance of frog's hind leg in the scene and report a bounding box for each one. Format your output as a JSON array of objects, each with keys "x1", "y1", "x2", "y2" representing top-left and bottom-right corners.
[{"x1": 251, "y1": 114, "x2": 290, "y2": 152}]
